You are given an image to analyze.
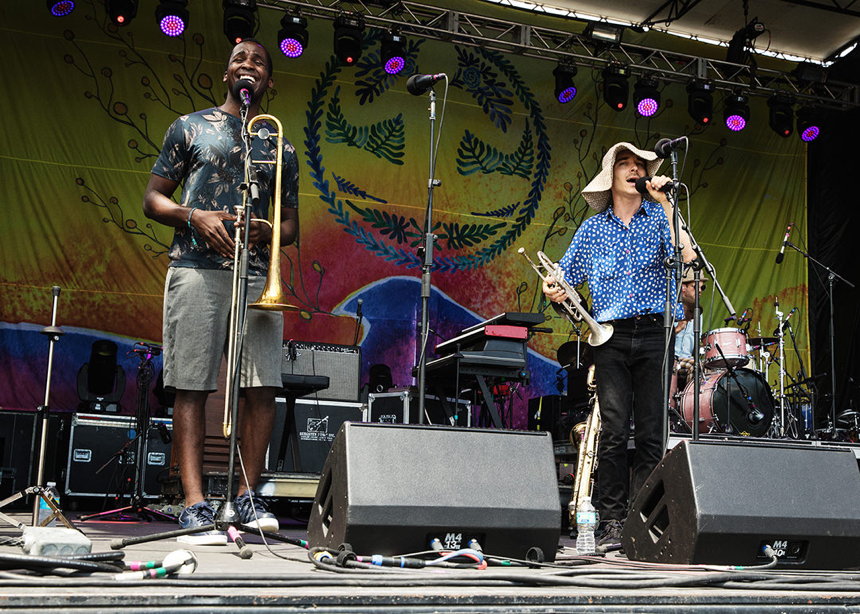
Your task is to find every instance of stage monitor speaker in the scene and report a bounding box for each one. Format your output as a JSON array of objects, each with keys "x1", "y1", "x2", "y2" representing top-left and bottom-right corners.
[
  {"x1": 622, "y1": 439, "x2": 860, "y2": 568},
  {"x1": 282, "y1": 341, "x2": 360, "y2": 401},
  {"x1": 308, "y1": 422, "x2": 561, "y2": 562}
]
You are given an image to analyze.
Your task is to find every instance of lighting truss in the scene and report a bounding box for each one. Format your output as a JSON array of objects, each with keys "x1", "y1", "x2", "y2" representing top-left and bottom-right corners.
[{"x1": 255, "y1": 0, "x2": 858, "y2": 111}]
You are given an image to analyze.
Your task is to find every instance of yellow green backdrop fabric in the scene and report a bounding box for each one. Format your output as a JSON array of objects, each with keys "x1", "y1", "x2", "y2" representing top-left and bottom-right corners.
[{"x1": 0, "y1": 1, "x2": 808, "y2": 430}]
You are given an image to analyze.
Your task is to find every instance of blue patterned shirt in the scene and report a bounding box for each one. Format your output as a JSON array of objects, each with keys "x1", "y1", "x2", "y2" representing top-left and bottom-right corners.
[
  {"x1": 557, "y1": 199, "x2": 683, "y2": 322},
  {"x1": 152, "y1": 107, "x2": 299, "y2": 275}
]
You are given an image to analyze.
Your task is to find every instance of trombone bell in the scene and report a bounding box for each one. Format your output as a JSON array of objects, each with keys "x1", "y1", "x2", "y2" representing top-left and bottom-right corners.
[{"x1": 246, "y1": 113, "x2": 297, "y2": 312}]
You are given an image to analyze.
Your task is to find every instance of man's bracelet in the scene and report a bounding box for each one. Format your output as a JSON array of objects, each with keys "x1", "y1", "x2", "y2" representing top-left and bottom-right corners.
[{"x1": 187, "y1": 207, "x2": 198, "y2": 247}]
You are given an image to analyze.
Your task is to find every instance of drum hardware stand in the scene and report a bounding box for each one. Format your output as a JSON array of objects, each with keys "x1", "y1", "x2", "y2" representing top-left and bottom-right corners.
[
  {"x1": 773, "y1": 298, "x2": 788, "y2": 437},
  {"x1": 3, "y1": 286, "x2": 77, "y2": 529},
  {"x1": 79, "y1": 343, "x2": 174, "y2": 522},
  {"x1": 672, "y1": 211, "x2": 737, "y2": 441},
  {"x1": 713, "y1": 343, "x2": 766, "y2": 435},
  {"x1": 780, "y1": 240, "x2": 854, "y2": 437}
]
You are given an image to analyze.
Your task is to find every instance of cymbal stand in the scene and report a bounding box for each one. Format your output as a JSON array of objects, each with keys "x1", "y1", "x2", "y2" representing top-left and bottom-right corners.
[
  {"x1": 774, "y1": 298, "x2": 787, "y2": 437},
  {"x1": 783, "y1": 241, "x2": 855, "y2": 435}
]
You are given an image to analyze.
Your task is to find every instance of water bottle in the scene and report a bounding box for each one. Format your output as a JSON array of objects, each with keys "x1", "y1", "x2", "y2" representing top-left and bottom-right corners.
[
  {"x1": 575, "y1": 496, "x2": 598, "y2": 555},
  {"x1": 37, "y1": 482, "x2": 61, "y2": 527}
]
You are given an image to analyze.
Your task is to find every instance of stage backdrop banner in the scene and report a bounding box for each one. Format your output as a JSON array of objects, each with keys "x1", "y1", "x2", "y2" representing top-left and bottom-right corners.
[{"x1": 0, "y1": 1, "x2": 807, "y2": 430}]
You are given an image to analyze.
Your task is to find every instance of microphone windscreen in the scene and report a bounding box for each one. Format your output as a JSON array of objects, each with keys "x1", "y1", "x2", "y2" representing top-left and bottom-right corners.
[
  {"x1": 634, "y1": 176, "x2": 652, "y2": 196},
  {"x1": 232, "y1": 78, "x2": 253, "y2": 101},
  {"x1": 406, "y1": 74, "x2": 425, "y2": 96},
  {"x1": 775, "y1": 252, "x2": 785, "y2": 264}
]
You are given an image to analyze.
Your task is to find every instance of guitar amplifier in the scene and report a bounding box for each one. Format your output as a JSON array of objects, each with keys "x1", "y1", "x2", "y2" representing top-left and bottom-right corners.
[{"x1": 282, "y1": 341, "x2": 360, "y2": 401}]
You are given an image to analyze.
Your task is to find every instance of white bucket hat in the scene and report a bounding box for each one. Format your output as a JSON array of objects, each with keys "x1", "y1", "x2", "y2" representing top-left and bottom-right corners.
[{"x1": 581, "y1": 142, "x2": 663, "y2": 212}]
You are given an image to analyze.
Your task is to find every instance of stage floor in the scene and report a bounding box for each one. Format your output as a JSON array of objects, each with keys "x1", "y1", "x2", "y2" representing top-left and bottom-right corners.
[{"x1": 2, "y1": 508, "x2": 860, "y2": 613}]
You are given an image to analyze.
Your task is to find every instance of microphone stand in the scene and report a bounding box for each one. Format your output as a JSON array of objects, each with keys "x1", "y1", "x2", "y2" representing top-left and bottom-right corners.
[
  {"x1": 774, "y1": 299, "x2": 787, "y2": 437},
  {"x1": 714, "y1": 343, "x2": 763, "y2": 434},
  {"x1": 662, "y1": 149, "x2": 683, "y2": 449},
  {"x1": 784, "y1": 241, "x2": 855, "y2": 436},
  {"x1": 416, "y1": 89, "x2": 439, "y2": 424}
]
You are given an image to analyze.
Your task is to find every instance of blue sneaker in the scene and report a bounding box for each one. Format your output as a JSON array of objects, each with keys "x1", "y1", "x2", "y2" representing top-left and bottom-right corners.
[
  {"x1": 235, "y1": 490, "x2": 279, "y2": 532},
  {"x1": 177, "y1": 501, "x2": 227, "y2": 546}
]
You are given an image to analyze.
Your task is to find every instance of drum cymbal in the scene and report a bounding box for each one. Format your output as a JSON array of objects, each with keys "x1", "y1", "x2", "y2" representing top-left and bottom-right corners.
[{"x1": 748, "y1": 336, "x2": 777, "y2": 347}]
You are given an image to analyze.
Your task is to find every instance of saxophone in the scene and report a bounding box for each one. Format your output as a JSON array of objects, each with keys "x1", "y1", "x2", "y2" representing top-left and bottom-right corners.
[{"x1": 568, "y1": 364, "x2": 601, "y2": 526}]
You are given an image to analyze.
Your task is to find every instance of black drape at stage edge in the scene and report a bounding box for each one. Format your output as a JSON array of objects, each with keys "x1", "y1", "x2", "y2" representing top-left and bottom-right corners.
[{"x1": 807, "y1": 103, "x2": 860, "y2": 425}]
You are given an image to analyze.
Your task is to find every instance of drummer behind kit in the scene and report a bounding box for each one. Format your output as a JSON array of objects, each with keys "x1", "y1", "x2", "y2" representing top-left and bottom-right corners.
[{"x1": 671, "y1": 307, "x2": 813, "y2": 439}]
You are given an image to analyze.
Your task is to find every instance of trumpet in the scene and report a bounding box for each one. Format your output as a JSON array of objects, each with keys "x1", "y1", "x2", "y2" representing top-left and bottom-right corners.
[
  {"x1": 517, "y1": 248, "x2": 613, "y2": 346},
  {"x1": 224, "y1": 113, "x2": 295, "y2": 438},
  {"x1": 568, "y1": 364, "x2": 601, "y2": 525}
]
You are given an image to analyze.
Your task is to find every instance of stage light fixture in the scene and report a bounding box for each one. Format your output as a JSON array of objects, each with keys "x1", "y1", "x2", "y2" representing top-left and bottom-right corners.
[
  {"x1": 106, "y1": 0, "x2": 138, "y2": 26},
  {"x1": 47, "y1": 0, "x2": 75, "y2": 16},
  {"x1": 797, "y1": 107, "x2": 821, "y2": 142},
  {"x1": 686, "y1": 80, "x2": 714, "y2": 125},
  {"x1": 602, "y1": 64, "x2": 629, "y2": 111},
  {"x1": 726, "y1": 18, "x2": 765, "y2": 64},
  {"x1": 584, "y1": 22, "x2": 623, "y2": 45},
  {"x1": 278, "y1": 14, "x2": 308, "y2": 58},
  {"x1": 768, "y1": 94, "x2": 795, "y2": 138},
  {"x1": 553, "y1": 64, "x2": 577, "y2": 103},
  {"x1": 724, "y1": 93, "x2": 749, "y2": 132},
  {"x1": 223, "y1": 0, "x2": 257, "y2": 45},
  {"x1": 633, "y1": 78, "x2": 660, "y2": 117},
  {"x1": 155, "y1": 0, "x2": 188, "y2": 37},
  {"x1": 333, "y1": 14, "x2": 365, "y2": 67},
  {"x1": 381, "y1": 32, "x2": 406, "y2": 75}
]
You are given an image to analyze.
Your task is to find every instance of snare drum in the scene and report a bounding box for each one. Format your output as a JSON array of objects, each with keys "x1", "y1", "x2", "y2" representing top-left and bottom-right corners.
[
  {"x1": 679, "y1": 368, "x2": 774, "y2": 437},
  {"x1": 702, "y1": 328, "x2": 749, "y2": 369}
]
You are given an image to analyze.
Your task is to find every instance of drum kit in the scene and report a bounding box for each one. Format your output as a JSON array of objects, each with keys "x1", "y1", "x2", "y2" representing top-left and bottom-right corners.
[{"x1": 670, "y1": 320, "x2": 819, "y2": 440}]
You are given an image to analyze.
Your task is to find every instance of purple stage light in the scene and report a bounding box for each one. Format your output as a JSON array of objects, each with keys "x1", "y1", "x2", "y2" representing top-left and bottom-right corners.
[
  {"x1": 159, "y1": 14, "x2": 186, "y2": 37},
  {"x1": 49, "y1": 1, "x2": 75, "y2": 16},
  {"x1": 557, "y1": 86, "x2": 576, "y2": 104},
  {"x1": 801, "y1": 125, "x2": 819, "y2": 142},
  {"x1": 280, "y1": 38, "x2": 304, "y2": 58},
  {"x1": 637, "y1": 97, "x2": 659, "y2": 117},
  {"x1": 725, "y1": 114, "x2": 747, "y2": 132},
  {"x1": 384, "y1": 55, "x2": 405, "y2": 75}
]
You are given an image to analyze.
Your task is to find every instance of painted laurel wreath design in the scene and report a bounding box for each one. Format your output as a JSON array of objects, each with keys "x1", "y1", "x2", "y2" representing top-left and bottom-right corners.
[{"x1": 304, "y1": 38, "x2": 551, "y2": 272}]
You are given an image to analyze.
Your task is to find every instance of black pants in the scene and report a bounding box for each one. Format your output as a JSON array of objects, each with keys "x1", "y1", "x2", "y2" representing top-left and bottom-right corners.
[{"x1": 593, "y1": 314, "x2": 670, "y2": 522}]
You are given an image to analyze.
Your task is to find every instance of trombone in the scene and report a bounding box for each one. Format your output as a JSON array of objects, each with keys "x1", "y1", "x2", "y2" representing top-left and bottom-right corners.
[
  {"x1": 518, "y1": 248, "x2": 613, "y2": 346},
  {"x1": 223, "y1": 113, "x2": 296, "y2": 438}
]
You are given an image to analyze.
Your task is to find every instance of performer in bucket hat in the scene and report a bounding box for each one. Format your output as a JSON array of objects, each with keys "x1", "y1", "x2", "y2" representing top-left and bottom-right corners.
[{"x1": 544, "y1": 141, "x2": 695, "y2": 551}]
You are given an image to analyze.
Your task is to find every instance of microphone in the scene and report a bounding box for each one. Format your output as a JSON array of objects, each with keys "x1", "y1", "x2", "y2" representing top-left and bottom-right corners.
[
  {"x1": 747, "y1": 407, "x2": 765, "y2": 424},
  {"x1": 654, "y1": 137, "x2": 686, "y2": 158},
  {"x1": 156, "y1": 421, "x2": 172, "y2": 444},
  {"x1": 232, "y1": 78, "x2": 253, "y2": 107},
  {"x1": 773, "y1": 307, "x2": 798, "y2": 335},
  {"x1": 775, "y1": 223, "x2": 793, "y2": 264},
  {"x1": 406, "y1": 73, "x2": 446, "y2": 96},
  {"x1": 635, "y1": 176, "x2": 675, "y2": 196},
  {"x1": 736, "y1": 308, "x2": 751, "y2": 326},
  {"x1": 356, "y1": 298, "x2": 363, "y2": 320}
]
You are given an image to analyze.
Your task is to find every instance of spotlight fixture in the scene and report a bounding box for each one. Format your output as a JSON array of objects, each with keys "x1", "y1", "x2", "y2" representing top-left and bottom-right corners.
[
  {"x1": 797, "y1": 107, "x2": 821, "y2": 142},
  {"x1": 553, "y1": 64, "x2": 577, "y2": 103},
  {"x1": 47, "y1": 0, "x2": 75, "y2": 16},
  {"x1": 584, "y1": 22, "x2": 623, "y2": 45},
  {"x1": 724, "y1": 92, "x2": 749, "y2": 132},
  {"x1": 333, "y1": 14, "x2": 365, "y2": 67},
  {"x1": 686, "y1": 80, "x2": 714, "y2": 125},
  {"x1": 223, "y1": 0, "x2": 257, "y2": 45},
  {"x1": 278, "y1": 14, "x2": 308, "y2": 58},
  {"x1": 602, "y1": 64, "x2": 629, "y2": 111},
  {"x1": 381, "y1": 32, "x2": 406, "y2": 75},
  {"x1": 633, "y1": 78, "x2": 660, "y2": 117},
  {"x1": 768, "y1": 94, "x2": 795, "y2": 138},
  {"x1": 155, "y1": 0, "x2": 188, "y2": 37},
  {"x1": 106, "y1": 0, "x2": 138, "y2": 26},
  {"x1": 726, "y1": 18, "x2": 766, "y2": 64}
]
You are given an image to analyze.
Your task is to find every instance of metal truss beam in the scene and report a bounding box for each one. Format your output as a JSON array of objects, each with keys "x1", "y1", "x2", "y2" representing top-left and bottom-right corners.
[{"x1": 259, "y1": 0, "x2": 859, "y2": 109}]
